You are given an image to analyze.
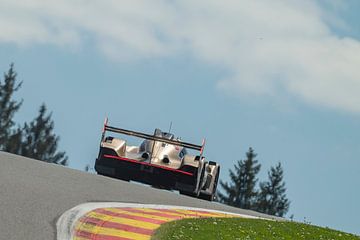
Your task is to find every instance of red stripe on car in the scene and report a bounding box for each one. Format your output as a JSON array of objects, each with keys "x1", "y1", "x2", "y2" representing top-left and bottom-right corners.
[{"x1": 103, "y1": 154, "x2": 193, "y2": 176}]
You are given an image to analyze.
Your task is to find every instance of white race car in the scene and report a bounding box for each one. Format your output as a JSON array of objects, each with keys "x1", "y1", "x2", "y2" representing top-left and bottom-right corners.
[{"x1": 95, "y1": 119, "x2": 220, "y2": 201}]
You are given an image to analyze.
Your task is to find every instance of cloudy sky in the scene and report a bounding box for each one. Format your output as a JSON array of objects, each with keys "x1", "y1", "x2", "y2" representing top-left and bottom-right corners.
[{"x1": 1, "y1": 0, "x2": 359, "y2": 235}]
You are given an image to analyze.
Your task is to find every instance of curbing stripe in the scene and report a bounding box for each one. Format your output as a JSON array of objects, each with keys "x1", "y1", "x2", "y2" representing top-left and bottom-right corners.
[
  {"x1": 106, "y1": 208, "x2": 178, "y2": 222},
  {"x1": 95, "y1": 208, "x2": 167, "y2": 224},
  {"x1": 57, "y1": 202, "x2": 258, "y2": 240},
  {"x1": 78, "y1": 217, "x2": 155, "y2": 235},
  {"x1": 75, "y1": 230, "x2": 134, "y2": 240},
  {"x1": 113, "y1": 208, "x2": 182, "y2": 220},
  {"x1": 85, "y1": 211, "x2": 161, "y2": 229},
  {"x1": 154, "y1": 208, "x2": 208, "y2": 218},
  {"x1": 169, "y1": 209, "x2": 224, "y2": 218},
  {"x1": 76, "y1": 224, "x2": 151, "y2": 240}
]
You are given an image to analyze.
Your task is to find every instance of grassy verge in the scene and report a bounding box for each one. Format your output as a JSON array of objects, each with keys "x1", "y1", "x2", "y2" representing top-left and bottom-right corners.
[{"x1": 151, "y1": 217, "x2": 359, "y2": 240}]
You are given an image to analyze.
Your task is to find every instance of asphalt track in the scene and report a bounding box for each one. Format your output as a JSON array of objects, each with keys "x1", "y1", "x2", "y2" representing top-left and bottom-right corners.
[{"x1": 0, "y1": 151, "x2": 279, "y2": 240}]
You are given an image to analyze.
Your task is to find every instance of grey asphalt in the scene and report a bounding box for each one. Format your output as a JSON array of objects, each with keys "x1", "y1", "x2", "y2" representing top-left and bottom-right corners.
[{"x1": 0, "y1": 151, "x2": 279, "y2": 240}]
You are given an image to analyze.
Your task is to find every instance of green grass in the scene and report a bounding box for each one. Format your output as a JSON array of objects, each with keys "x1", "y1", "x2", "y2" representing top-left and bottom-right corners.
[{"x1": 151, "y1": 217, "x2": 360, "y2": 240}]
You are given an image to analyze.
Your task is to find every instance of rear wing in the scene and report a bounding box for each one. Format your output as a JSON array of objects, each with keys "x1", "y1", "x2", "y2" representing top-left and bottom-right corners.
[{"x1": 101, "y1": 118, "x2": 205, "y2": 153}]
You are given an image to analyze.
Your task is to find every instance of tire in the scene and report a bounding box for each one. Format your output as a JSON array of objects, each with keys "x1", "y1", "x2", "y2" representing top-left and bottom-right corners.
[
  {"x1": 179, "y1": 190, "x2": 197, "y2": 197},
  {"x1": 179, "y1": 163, "x2": 206, "y2": 198},
  {"x1": 199, "y1": 192, "x2": 213, "y2": 201},
  {"x1": 199, "y1": 166, "x2": 220, "y2": 201},
  {"x1": 194, "y1": 163, "x2": 206, "y2": 196}
]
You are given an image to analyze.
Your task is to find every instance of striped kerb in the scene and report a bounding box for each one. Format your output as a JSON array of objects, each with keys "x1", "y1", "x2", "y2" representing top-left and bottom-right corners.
[{"x1": 73, "y1": 207, "x2": 238, "y2": 240}]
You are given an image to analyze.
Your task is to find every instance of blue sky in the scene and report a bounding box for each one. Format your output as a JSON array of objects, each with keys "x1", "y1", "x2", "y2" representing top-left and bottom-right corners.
[{"x1": 1, "y1": 0, "x2": 359, "y2": 235}]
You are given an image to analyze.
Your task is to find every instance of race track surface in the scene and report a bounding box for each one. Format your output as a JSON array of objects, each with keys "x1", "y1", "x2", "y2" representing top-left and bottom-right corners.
[{"x1": 0, "y1": 152, "x2": 279, "y2": 240}]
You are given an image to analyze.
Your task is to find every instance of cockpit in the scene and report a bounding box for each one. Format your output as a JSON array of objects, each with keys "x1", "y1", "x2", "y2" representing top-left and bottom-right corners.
[{"x1": 154, "y1": 128, "x2": 175, "y2": 140}]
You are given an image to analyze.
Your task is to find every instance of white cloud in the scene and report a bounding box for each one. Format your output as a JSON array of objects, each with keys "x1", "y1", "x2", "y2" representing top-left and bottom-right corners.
[{"x1": 1, "y1": 0, "x2": 360, "y2": 113}]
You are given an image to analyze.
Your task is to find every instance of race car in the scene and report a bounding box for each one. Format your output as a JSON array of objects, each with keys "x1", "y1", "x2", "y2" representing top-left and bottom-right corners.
[{"x1": 95, "y1": 118, "x2": 220, "y2": 201}]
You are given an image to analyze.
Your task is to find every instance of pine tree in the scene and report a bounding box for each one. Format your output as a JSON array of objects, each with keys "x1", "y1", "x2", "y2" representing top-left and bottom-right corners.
[
  {"x1": 3, "y1": 127, "x2": 23, "y2": 154},
  {"x1": 0, "y1": 64, "x2": 68, "y2": 165},
  {"x1": 20, "y1": 104, "x2": 68, "y2": 165},
  {"x1": 218, "y1": 147, "x2": 261, "y2": 209},
  {"x1": 256, "y1": 162, "x2": 290, "y2": 217},
  {"x1": 0, "y1": 64, "x2": 23, "y2": 150}
]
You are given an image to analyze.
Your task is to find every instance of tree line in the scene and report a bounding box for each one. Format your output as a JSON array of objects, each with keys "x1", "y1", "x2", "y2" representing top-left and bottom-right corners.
[
  {"x1": 218, "y1": 147, "x2": 290, "y2": 217},
  {"x1": 0, "y1": 64, "x2": 68, "y2": 165}
]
